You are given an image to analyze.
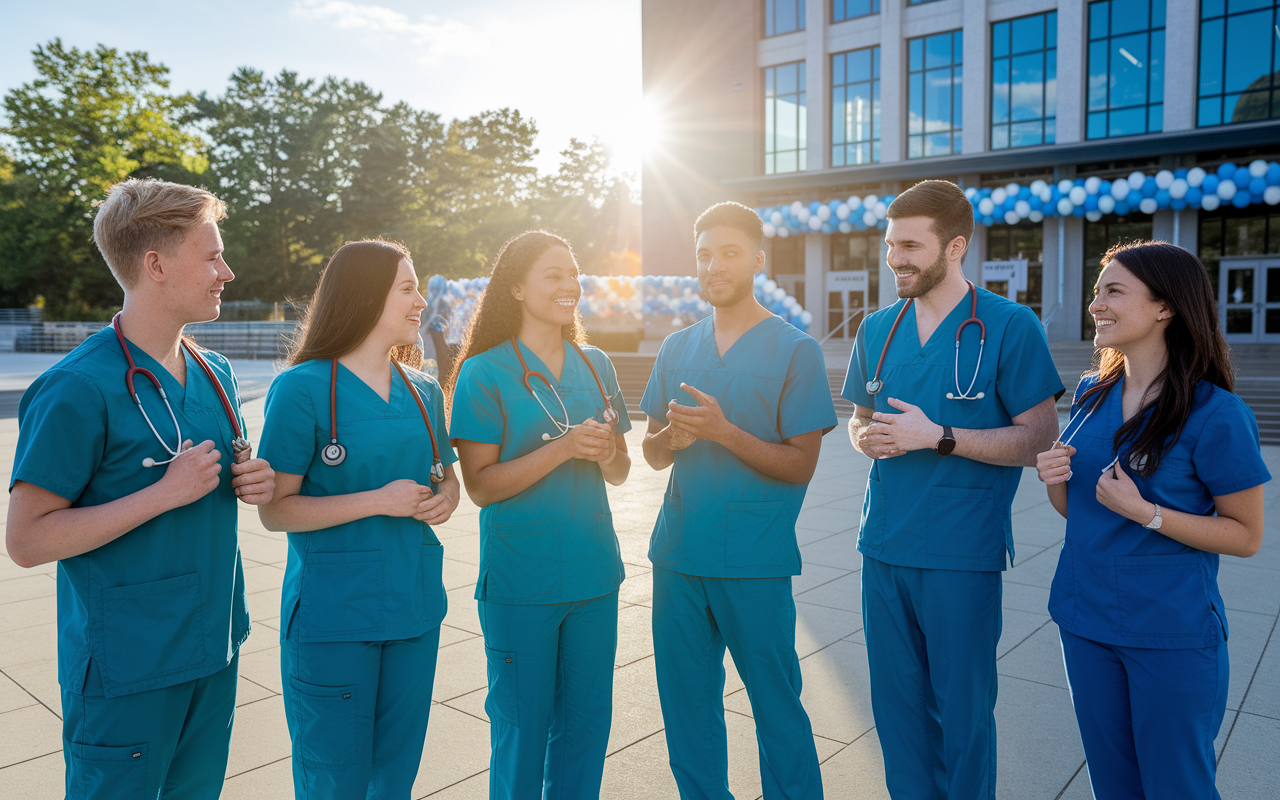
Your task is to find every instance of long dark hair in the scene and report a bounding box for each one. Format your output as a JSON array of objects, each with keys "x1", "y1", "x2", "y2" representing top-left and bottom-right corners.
[
  {"x1": 287, "y1": 239, "x2": 419, "y2": 366},
  {"x1": 443, "y1": 231, "x2": 586, "y2": 396},
  {"x1": 1078, "y1": 240, "x2": 1234, "y2": 477}
]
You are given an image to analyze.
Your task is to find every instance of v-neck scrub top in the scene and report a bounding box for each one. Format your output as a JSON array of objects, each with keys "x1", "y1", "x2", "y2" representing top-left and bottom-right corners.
[
  {"x1": 11, "y1": 326, "x2": 251, "y2": 698},
  {"x1": 843, "y1": 288, "x2": 1064, "y2": 571},
  {"x1": 1049, "y1": 376, "x2": 1271, "y2": 649},
  {"x1": 450, "y1": 340, "x2": 631, "y2": 605},
  {"x1": 257, "y1": 359, "x2": 458, "y2": 643},
  {"x1": 640, "y1": 315, "x2": 838, "y2": 579}
]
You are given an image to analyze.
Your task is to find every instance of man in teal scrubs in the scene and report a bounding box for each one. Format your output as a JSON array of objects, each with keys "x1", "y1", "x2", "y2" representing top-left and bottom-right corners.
[
  {"x1": 841, "y1": 180, "x2": 1061, "y2": 799},
  {"x1": 6, "y1": 179, "x2": 275, "y2": 799},
  {"x1": 642, "y1": 202, "x2": 836, "y2": 799}
]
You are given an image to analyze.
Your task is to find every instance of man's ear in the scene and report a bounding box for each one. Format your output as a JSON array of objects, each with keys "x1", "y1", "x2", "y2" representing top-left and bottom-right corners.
[
  {"x1": 141, "y1": 250, "x2": 166, "y2": 284},
  {"x1": 754, "y1": 248, "x2": 765, "y2": 275}
]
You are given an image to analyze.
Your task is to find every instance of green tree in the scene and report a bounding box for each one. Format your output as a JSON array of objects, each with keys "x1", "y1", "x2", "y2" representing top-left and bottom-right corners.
[{"x1": 532, "y1": 138, "x2": 640, "y2": 275}]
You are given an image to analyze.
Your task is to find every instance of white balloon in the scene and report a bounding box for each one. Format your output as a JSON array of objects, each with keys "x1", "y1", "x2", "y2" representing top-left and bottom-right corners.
[
  {"x1": 808, "y1": 215, "x2": 823, "y2": 230},
  {"x1": 1006, "y1": 182, "x2": 1020, "y2": 196},
  {"x1": 797, "y1": 208, "x2": 811, "y2": 223},
  {"x1": 1039, "y1": 186, "x2": 1053, "y2": 203},
  {"x1": 1187, "y1": 167, "x2": 1206, "y2": 187},
  {"x1": 1168, "y1": 178, "x2": 1188, "y2": 200},
  {"x1": 1127, "y1": 170, "x2": 1147, "y2": 188},
  {"x1": 1086, "y1": 210, "x2": 1103, "y2": 222},
  {"x1": 874, "y1": 201, "x2": 887, "y2": 218},
  {"x1": 800, "y1": 310, "x2": 813, "y2": 325},
  {"x1": 1030, "y1": 179, "x2": 1048, "y2": 195},
  {"x1": 1250, "y1": 159, "x2": 1269, "y2": 178},
  {"x1": 1098, "y1": 195, "x2": 1116, "y2": 214},
  {"x1": 838, "y1": 220, "x2": 854, "y2": 233},
  {"x1": 978, "y1": 198, "x2": 995, "y2": 216},
  {"x1": 1155, "y1": 170, "x2": 1174, "y2": 189},
  {"x1": 770, "y1": 211, "x2": 784, "y2": 226},
  {"x1": 1004, "y1": 210, "x2": 1020, "y2": 225},
  {"x1": 864, "y1": 195, "x2": 879, "y2": 209},
  {"x1": 1110, "y1": 179, "x2": 1130, "y2": 199},
  {"x1": 1201, "y1": 194, "x2": 1221, "y2": 211},
  {"x1": 790, "y1": 201, "x2": 804, "y2": 215},
  {"x1": 1058, "y1": 180, "x2": 1074, "y2": 194},
  {"x1": 1057, "y1": 198, "x2": 1074, "y2": 216},
  {"x1": 1015, "y1": 199, "x2": 1031, "y2": 217},
  {"x1": 1139, "y1": 197, "x2": 1158, "y2": 214},
  {"x1": 1085, "y1": 176, "x2": 1102, "y2": 194},
  {"x1": 777, "y1": 227, "x2": 790, "y2": 238},
  {"x1": 835, "y1": 203, "x2": 850, "y2": 220},
  {"x1": 1265, "y1": 186, "x2": 1280, "y2": 205},
  {"x1": 1028, "y1": 210, "x2": 1044, "y2": 222},
  {"x1": 763, "y1": 279, "x2": 778, "y2": 293},
  {"x1": 992, "y1": 188, "x2": 1008, "y2": 205},
  {"x1": 1069, "y1": 186, "x2": 1087, "y2": 205},
  {"x1": 1217, "y1": 180, "x2": 1237, "y2": 200},
  {"x1": 762, "y1": 223, "x2": 776, "y2": 238},
  {"x1": 863, "y1": 210, "x2": 877, "y2": 226},
  {"x1": 817, "y1": 205, "x2": 832, "y2": 221},
  {"x1": 847, "y1": 196, "x2": 862, "y2": 210}
]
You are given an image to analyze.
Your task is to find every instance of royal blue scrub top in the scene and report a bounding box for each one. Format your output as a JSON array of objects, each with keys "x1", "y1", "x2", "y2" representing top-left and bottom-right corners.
[
  {"x1": 640, "y1": 315, "x2": 837, "y2": 579},
  {"x1": 842, "y1": 288, "x2": 1064, "y2": 571},
  {"x1": 1048, "y1": 376, "x2": 1271, "y2": 649},
  {"x1": 450, "y1": 340, "x2": 631, "y2": 605},
  {"x1": 257, "y1": 359, "x2": 457, "y2": 643},
  {"x1": 10, "y1": 327, "x2": 251, "y2": 698}
]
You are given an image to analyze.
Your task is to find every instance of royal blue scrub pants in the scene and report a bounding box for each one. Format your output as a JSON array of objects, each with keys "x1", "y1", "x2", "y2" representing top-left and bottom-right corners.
[
  {"x1": 61, "y1": 652, "x2": 239, "y2": 800},
  {"x1": 652, "y1": 567, "x2": 823, "y2": 800},
  {"x1": 862, "y1": 557, "x2": 1002, "y2": 800},
  {"x1": 1060, "y1": 628, "x2": 1228, "y2": 800},
  {"x1": 281, "y1": 625, "x2": 441, "y2": 800},
  {"x1": 477, "y1": 591, "x2": 618, "y2": 800}
]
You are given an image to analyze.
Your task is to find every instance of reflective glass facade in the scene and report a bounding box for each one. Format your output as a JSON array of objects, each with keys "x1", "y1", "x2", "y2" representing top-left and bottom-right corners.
[
  {"x1": 765, "y1": 0, "x2": 805, "y2": 37},
  {"x1": 833, "y1": 0, "x2": 878, "y2": 23},
  {"x1": 908, "y1": 30, "x2": 964, "y2": 158},
  {"x1": 991, "y1": 11, "x2": 1057, "y2": 149},
  {"x1": 832, "y1": 47, "x2": 881, "y2": 166},
  {"x1": 1198, "y1": 0, "x2": 1280, "y2": 126},
  {"x1": 765, "y1": 61, "x2": 807, "y2": 174},
  {"x1": 1086, "y1": 0, "x2": 1165, "y2": 139}
]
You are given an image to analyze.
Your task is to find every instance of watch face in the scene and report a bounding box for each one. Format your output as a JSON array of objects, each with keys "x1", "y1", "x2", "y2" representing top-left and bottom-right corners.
[{"x1": 935, "y1": 437, "x2": 956, "y2": 456}]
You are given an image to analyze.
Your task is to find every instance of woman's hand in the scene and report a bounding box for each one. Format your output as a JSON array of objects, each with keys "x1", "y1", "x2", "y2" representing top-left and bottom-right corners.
[
  {"x1": 1096, "y1": 462, "x2": 1157, "y2": 525},
  {"x1": 379, "y1": 479, "x2": 435, "y2": 518},
  {"x1": 581, "y1": 420, "x2": 618, "y2": 464},
  {"x1": 559, "y1": 419, "x2": 614, "y2": 461},
  {"x1": 1036, "y1": 442, "x2": 1075, "y2": 485},
  {"x1": 414, "y1": 467, "x2": 460, "y2": 526},
  {"x1": 157, "y1": 440, "x2": 222, "y2": 510}
]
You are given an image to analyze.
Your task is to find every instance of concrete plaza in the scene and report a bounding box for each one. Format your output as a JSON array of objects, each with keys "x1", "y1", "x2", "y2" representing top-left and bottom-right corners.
[{"x1": 0, "y1": 356, "x2": 1278, "y2": 799}]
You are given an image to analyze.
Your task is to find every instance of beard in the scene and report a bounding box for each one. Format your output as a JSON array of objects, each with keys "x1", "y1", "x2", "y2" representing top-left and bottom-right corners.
[{"x1": 894, "y1": 249, "x2": 949, "y2": 298}]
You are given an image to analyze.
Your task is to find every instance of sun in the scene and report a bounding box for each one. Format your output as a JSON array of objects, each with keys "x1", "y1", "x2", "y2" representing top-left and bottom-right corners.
[{"x1": 606, "y1": 95, "x2": 668, "y2": 176}]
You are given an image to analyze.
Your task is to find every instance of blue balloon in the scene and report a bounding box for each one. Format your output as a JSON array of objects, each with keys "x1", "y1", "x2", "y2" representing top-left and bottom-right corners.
[
  {"x1": 1186, "y1": 187, "x2": 1203, "y2": 206},
  {"x1": 981, "y1": 216, "x2": 994, "y2": 226},
  {"x1": 1174, "y1": 168, "x2": 1189, "y2": 180},
  {"x1": 1232, "y1": 192, "x2": 1251, "y2": 208},
  {"x1": 1216, "y1": 162, "x2": 1237, "y2": 180},
  {"x1": 1203, "y1": 175, "x2": 1220, "y2": 194},
  {"x1": 1141, "y1": 178, "x2": 1158, "y2": 197},
  {"x1": 808, "y1": 201, "x2": 820, "y2": 213},
  {"x1": 1099, "y1": 180, "x2": 1112, "y2": 196},
  {"x1": 1268, "y1": 162, "x2": 1280, "y2": 186},
  {"x1": 1115, "y1": 201, "x2": 1131, "y2": 216},
  {"x1": 821, "y1": 222, "x2": 834, "y2": 234},
  {"x1": 1127, "y1": 190, "x2": 1143, "y2": 207},
  {"x1": 854, "y1": 220, "x2": 867, "y2": 231},
  {"x1": 1029, "y1": 197, "x2": 1043, "y2": 212},
  {"x1": 1154, "y1": 189, "x2": 1171, "y2": 208},
  {"x1": 1171, "y1": 198, "x2": 1188, "y2": 210},
  {"x1": 1250, "y1": 176, "x2": 1267, "y2": 196},
  {"x1": 1084, "y1": 195, "x2": 1099, "y2": 211},
  {"x1": 1234, "y1": 166, "x2": 1251, "y2": 187},
  {"x1": 876, "y1": 220, "x2": 887, "y2": 230},
  {"x1": 1018, "y1": 186, "x2": 1031, "y2": 200},
  {"x1": 1072, "y1": 205, "x2": 1086, "y2": 217},
  {"x1": 1074, "y1": 178, "x2": 1086, "y2": 186}
]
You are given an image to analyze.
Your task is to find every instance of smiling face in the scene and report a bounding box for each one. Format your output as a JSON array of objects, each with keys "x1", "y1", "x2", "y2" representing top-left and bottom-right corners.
[
  {"x1": 695, "y1": 225, "x2": 763, "y2": 308},
  {"x1": 1089, "y1": 258, "x2": 1171, "y2": 352},
  {"x1": 156, "y1": 218, "x2": 234, "y2": 323},
  {"x1": 371, "y1": 259, "x2": 427, "y2": 348},
  {"x1": 883, "y1": 216, "x2": 959, "y2": 299},
  {"x1": 514, "y1": 245, "x2": 581, "y2": 330}
]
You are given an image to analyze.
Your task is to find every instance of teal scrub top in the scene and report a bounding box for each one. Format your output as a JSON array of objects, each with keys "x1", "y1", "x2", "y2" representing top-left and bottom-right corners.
[
  {"x1": 450, "y1": 340, "x2": 631, "y2": 605},
  {"x1": 842, "y1": 288, "x2": 1064, "y2": 571},
  {"x1": 1049, "y1": 376, "x2": 1271, "y2": 649},
  {"x1": 640, "y1": 315, "x2": 837, "y2": 579},
  {"x1": 10, "y1": 327, "x2": 251, "y2": 699},
  {"x1": 257, "y1": 360, "x2": 458, "y2": 643}
]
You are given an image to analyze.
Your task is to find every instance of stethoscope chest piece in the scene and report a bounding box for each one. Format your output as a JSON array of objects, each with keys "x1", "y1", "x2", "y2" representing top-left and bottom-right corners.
[
  {"x1": 602, "y1": 407, "x2": 619, "y2": 426},
  {"x1": 322, "y1": 441, "x2": 347, "y2": 467},
  {"x1": 430, "y1": 460, "x2": 445, "y2": 483},
  {"x1": 866, "y1": 378, "x2": 883, "y2": 396}
]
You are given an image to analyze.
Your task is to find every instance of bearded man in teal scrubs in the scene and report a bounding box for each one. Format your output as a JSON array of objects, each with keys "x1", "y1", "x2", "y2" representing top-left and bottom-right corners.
[
  {"x1": 641, "y1": 201, "x2": 836, "y2": 799},
  {"x1": 6, "y1": 179, "x2": 275, "y2": 799}
]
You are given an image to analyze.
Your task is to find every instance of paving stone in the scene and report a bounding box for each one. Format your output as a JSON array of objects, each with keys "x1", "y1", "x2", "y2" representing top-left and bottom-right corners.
[
  {"x1": 444, "y1": 587, "x2": 482, "y2": 636},
  {"x1": 1218, "y1": 561, "x2": 1280, "y2": 616},
  {"x1": 1224, "y1": 609, "x2": 1274, "y2": 711},
  {"x1": 441, "y1": 557, "x2": 478, "y2": 592},
  {"x1": 795, "y1": 506, "x2": 859, "y2": 535},
  {"x1": 0, "y1": 672, "x2": 35, "y2": 715},
  {"x1": 438, "y1": 624, "x2": 479, "y2": 648},
  {"x1": 0, "y1": 622, "x2": 56, "y2": 668},
  {"x1": 800, "y1": 490, "x2": 845, "y2": 511},
  {"x1": 617, "y1": 568, "x2": 653, "y2": 607},
  {"x1": 1003, "y1": 545, "x2": 1062, "y2": 589},
  {"x1": 0, "y1": 703, "x2": 62, "y2": 768},
  {"x1": 2, "y1": 658, "x2": 60, "y2": 717},
  {"x1": 239, "y1": 621, "x2": 280, "y2": 657},
  {"x1": 241, "y1": 563, "x2": 284, "y2": 594},
  {"x1": 238, "y1": 531, "x2": 288, "y2": 566},
  {"x1": 608, "y1": 656, "x2": 665, "y2": 754},
  {"x1": 1010, "y1": 506, "x2": 1067, "y2": 549},
  {"x1": 800, "y1": 531, "x2": 861, "y2": 571},
  {"x1": 995, "y1": 676, "x2": 1086, "y2": 799},
  {"x1": 796, "y1": 570, "x2": 861, "y2": 612},
  {"x1": 442, "y1": 686, "x2": 488, "y2": 724},
  {"x1": 1239, "y1": 627, "x2": 1280, "y2": 720},
  {"x1": 792, "y1": 562, "x2": 851, "y2": 595},
  {"x1": 237, "y1": 647, "x2": 283, "y2": 695},
  {"x1": 433, "y1": 637, "x2": 488, "y2": 704},
  {"x1": 419, "y1": 770, "x2": 489, "y2": 799},
  {"x1": 599, "y1": 732, "x2": 678, "y2": 800},
  {"x1": 442, "y1": 533, "x2": 480, "y2": 566},
  {"x1": 0, "y1": 574, "x2": 55, "y2": 606},
  {"x1": 1000, "y1": 578, "x2": 1052, "y2": 615},
  {"x1": 1217, "y1": 708, "x2": 1237, "y2": 760},
  {"x1": 0, "y1": 750, "x2": 64, "y2": 800},
  {"x1": 1056, "y1": 764, "x2": 1094, "y2": 800},
  {"x1": 245, "y1": 587, "x2": 282, "y2": 621},
  {"x1": 997, "y1": 620, "x2": 1070, "y2": 690},
  {"x1": 813, "y1": 733, "x2": 889, "y2": 800},
  {"x1": 1216, "y1": 711, "x2": 1280, "y2": 798},
  {"x1": 0, "y1": 594, "x2": 56, "y2": 633},
  {"x1": 235, "y1": 675, "x2": 275, "y2": 707},
  {"x1": 795, "y1": 602, "x2": 863, "y2": 658},
  {"x1": 409, "y1": 704, "x2": 493, "y2": 798},
  {"x1": 225, "y1": 695, "x2": 291, "y2": 777},
  {"x1": 221, "y1": 754, "x2": 292, "y2": 799},
  {"x1": 615, "y1": 603, "x2": 653, "y2": 668},
  {"x1": 997, "y1": 608, "x2": 1053, "y2": 659}
]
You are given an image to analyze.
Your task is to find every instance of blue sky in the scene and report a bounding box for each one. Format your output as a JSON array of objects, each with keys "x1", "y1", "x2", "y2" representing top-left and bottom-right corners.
[{"x1": 0, "y1": 0, "x2": 644, "y2": 174}]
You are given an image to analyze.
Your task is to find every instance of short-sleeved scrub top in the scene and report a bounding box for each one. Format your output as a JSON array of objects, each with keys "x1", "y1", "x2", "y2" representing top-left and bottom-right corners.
[
  {"x1": 450, "y1": 340, "x2": 631, "y2": 605},
  {"x1": 1049, "y1": 376, "x2": 1271, "y2": 649},
  {"x1": 640, "y1": 315, "x2": 838, "y2": 579},
  {"x1": 257, "y1": 360, "x2": 458, "y2": 643},
  {"x1": 11, "y1": 327, "x2": 251, "y2": 698},
  {"x1": 842, "y1": 288, "x2": 1064, "y2": 571}
]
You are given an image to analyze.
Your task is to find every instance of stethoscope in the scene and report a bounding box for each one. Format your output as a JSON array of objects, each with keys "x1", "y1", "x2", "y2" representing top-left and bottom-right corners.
[
  {"x1": 866, "y1": 280, "x2": 986, "y2": 401},
  {"x1": 511, "y1": 337, "x2": 618, "y2": 441},
  {"x1": 321, "y1": 359, "x2": 445, "y2": 483},
  {"x1": 113, "y1": 313, "x2": 249, "y2": 469}
]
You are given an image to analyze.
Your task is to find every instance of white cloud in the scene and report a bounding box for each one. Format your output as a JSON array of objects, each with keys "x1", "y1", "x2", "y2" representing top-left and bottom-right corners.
[{"x1": 290, "y1": 0, "x2": 488, "y2": 62}]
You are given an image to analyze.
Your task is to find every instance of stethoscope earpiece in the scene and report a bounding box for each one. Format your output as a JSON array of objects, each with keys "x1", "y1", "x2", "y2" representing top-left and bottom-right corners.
[{"x1": 142, "y1": 457, "x2": 156, "y2": 468}]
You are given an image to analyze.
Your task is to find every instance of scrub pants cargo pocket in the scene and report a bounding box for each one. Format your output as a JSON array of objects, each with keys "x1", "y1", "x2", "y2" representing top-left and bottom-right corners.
[
  {"x1": 484, "y1": 648, "x2": 519, "y2": 727},
  {"x1": 67, "y1": 742, "x2": 147, "y2": 800},
  {"x1": 100, "y1": 573, "x2": 206, "y2": 690},
  {"x1": 289, "y1": 678, "x2": 360, "y2": 769}
]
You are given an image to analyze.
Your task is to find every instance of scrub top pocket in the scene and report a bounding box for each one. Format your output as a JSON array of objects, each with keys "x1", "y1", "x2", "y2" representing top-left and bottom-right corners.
[
  {"x1": 484, "y1": 521, "x2": 562, "y2": 601},
  {"x1": 725, "y1": 500, "x2": 795, "y2": 568},
  {"x1": 1116, "y1": 554, "x2": 1215, "y2": 639},
  {"x1": 288, "y1": 677, "x2": 360, "y2": 769},
  {"x1": 68, "y1": 742, "x2": 148, "y2": 800},
  {"x1": 299, "y1": 551, "x2": 384, "y2": 639},
  {"x1": 99, "y1": 573, "x2": 207, "y2": 692}
]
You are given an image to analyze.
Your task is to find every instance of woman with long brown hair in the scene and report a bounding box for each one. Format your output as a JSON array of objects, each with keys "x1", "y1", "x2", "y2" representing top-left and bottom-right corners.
[
  {"x1": 256, "y1": 239, "x2": 460, "y2": 799},
  {"x1": 448, "y1": 230, "x2": 630, "y2": 800},
  {"x1": 1036, "y1": 240, "x2": 1270, "y2": 799}
]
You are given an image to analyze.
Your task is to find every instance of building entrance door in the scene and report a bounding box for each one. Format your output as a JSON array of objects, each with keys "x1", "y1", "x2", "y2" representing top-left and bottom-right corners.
[
  {"x1": 826, "y1": 270, "x2": 868, "y2": 339},
  {"x1": 1220, "y1": 256, "x2": 1280, "y2": 343}
]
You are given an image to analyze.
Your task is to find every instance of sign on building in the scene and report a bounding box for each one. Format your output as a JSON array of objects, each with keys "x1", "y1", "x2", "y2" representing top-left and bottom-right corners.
[{"x1": 981, "y1": 260, "x2": 1028, "y2": 302}]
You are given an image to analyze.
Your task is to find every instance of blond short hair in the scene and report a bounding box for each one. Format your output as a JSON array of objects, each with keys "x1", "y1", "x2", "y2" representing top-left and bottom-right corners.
[{"x1": 93, "y1": 178, "x2": 227, "y2": 288}]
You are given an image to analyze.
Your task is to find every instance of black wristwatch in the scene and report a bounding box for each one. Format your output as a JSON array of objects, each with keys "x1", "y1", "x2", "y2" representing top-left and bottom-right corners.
[{"x1": 934, "y1": 425, "x2": 956, "y2": 456}]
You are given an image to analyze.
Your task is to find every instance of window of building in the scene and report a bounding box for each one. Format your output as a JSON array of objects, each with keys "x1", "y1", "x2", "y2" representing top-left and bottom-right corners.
[
  {"x1": 833, "y1": 47, "x2": 881, "y2": 166},
  {"x1": 986, "y1": 223, "x2": 1045, "y2": 317},
  {"x1": 908, "y1": 30, "x2": 964, "y2": 158},
  {"x1": 765, "y1": 0, "x2": 805, "y2": 37},
  {"x1": 991, "y1": 11, "x2": 1057, "y2": 150},
  {"x1": 765, "y1": 62, "x2": 807, "y2": 174},
  {"x1": 1198, "y1": 0, "x2": 1280, "y2": 126},
  {"x1": 1086, "y1": 0, "x2": 1165, "y2": 139},
  {"x1": 1082, "y1": 217, "x2": 1155, "y2": 339},
  {"x1": 834, "y1": 0, "x2": 879, "y2": 22}
]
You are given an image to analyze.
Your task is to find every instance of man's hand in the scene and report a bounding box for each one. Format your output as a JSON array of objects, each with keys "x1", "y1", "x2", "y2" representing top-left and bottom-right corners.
[
  {"x1": 869, "y1": 397, "x2": 943, "y2": 453},
  {"x1": 666, "y1": 383, "x2": 736, "y2": 444}
]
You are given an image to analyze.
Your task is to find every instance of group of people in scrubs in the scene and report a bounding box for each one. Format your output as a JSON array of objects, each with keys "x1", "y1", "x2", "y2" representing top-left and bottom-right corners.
[{"x1": 4, "y1": 174, "x2": 1269, "y2": 800}]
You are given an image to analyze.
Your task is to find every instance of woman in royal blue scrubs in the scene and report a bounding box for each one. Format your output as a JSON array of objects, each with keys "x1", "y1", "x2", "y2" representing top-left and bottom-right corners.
[
  {"x1": 1037, "y1": 241, "x2": 1270, "y2": 799},
  {"x1": 447, "y1": 231, "x2": 631, "y2": 800},
  {"x1": 257, "y1": 240, "x2": 460, "y2": 799}
]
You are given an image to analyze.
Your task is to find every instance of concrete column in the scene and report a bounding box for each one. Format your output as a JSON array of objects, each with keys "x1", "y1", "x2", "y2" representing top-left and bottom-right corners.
[
  {"x1": 962, "y1": 0, "x2": 989, "y2": 153},
  {"x1": 965, "y1": 225, "x2": 986, "y2": 283},
  {"x1": 1152, "y1": 209, "x2": 1175, "y2": 243},
  {"x1": 1163, "y1": 0, "x2": 1198, "y2": 131},
  {"x1": 878, "y1": 237, "x2": 897, "y2": 310},
  {"x1": 1063, "y1": 215, "x2": 1087, "y2": 342},
  {"x1": 805, "y1": 234, "x2": 830, "y2": 337},
  {"x1": 879, "y1": 1, "x2": 905, "y2": 163},
  {"x1": 1055, "y1": 0, "x2": 1085, "y2": 144},
  {"x1": 805, "y1": 0, "x2": 829, "y2": 170}
]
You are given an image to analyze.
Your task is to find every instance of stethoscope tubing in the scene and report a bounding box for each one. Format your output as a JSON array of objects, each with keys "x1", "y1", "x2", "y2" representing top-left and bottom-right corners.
[
  {"x1": 511, "y1": 337, "x2": 618, "y2": 441},
  {"x1": 866, "y1": 280, "x2": 985, "y2": 401}
]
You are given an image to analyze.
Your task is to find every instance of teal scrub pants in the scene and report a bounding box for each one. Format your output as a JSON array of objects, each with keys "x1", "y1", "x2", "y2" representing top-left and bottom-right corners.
[
  {"x1": 61, "y1": 652, "x2": 239, "y2": 800},
  {"x1": 281, "y1": 625, "x2": 441, "y2": 800},
  {"x1": 477, "y1": 591, "x2": 618, "y2": 800},
  {"x1": 1060, "y1": 628, "x2": 1228, "y2": 800},
  {"x1": 652, "y1": 567, "x2": 823, "y2": 800},
  {"x1": 862, "y1": 557, "x2": 1002, "y2": 800}
]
